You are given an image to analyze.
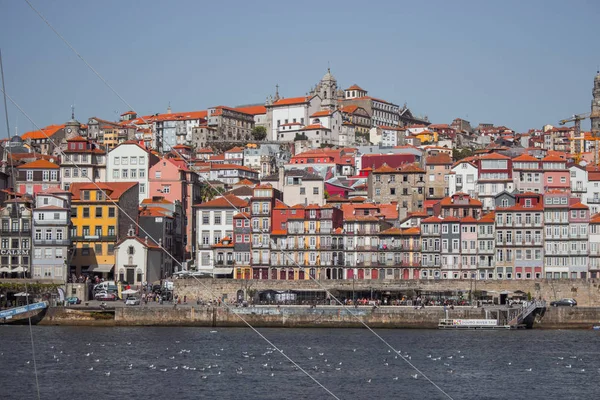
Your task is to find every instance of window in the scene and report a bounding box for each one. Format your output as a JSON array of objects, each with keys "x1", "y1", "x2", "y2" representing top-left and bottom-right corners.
[
  {"x1": 214, "y1": 214, "x2": 222, "y2": 225},
  {"x1": 113, "y1": 169, "x2": 119, "y2": 179},
  {"x1": 95, "y1": 207, "x2": 102, "y2": 217},
  {"x1": 161, "y1": 185, "x2": 170, "y2": 194},
  {"x1": 122, "y1": 169, "x2": 128, "y2": 178},
  {"x1": 56, "y1": 230, "x2": 63, "y2": 240},
  {"x1": 95, "y1": 244, "x2": 102, "y2": 255},
  {"x1": 139, "y1": 156, "x2": 145, "y2": 165},
  {"x1": 131, "y1": 169, "x2": 137, "y2": 178},
  {"x1": 114, "y1": 157, "x2": 120, "y2": 165},
  {"x1": 64, "y1": 169, "x2": 71, "y2": 178},
  {"x1": 83, "y1": 208, "x2": 90, "y2": 218},
  {"x1": 26, "y1": 171, "x2": 33, "y2": 181},
  {"x1": 140, "y1": 183, "x2": 145, "y2": 194},
  {"x1": 300, "y1": 187, "x2": 305, "y2": 195},
  {"x1": 155, "y1": 171, "x2": 162, "y2": 178},
  {"x1": 108, "y1": 207, "x2": 115, "y2": 218},
  {"x1": 202, "y1": 212, "x2": 209, "y2": 224},
  {"x1": 139, "y1": 169, "x2": 145, "y2": 178},
  {"x1": 313, "y1": 187, "x2": 319, "y2": 195},
  {"x1": 128, "y1": 246, "x2": 135, "y2": 255}
]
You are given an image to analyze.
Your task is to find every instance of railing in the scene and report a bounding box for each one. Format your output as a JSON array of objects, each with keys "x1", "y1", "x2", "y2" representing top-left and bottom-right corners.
[
  {"x1": 0, "y1": 229, "x2": 31, "y2": 235},
  {"x1": 32, "y1": 219, "x2": 69, "y2": 225},
  {"x1": 587, "y1": 197, "x2": 600, "y2": 204},
  {"x1": 72, "y1": 235, "x2": 117, "y2": 242},
  {"x1": 33, "y1": 239, "x2": 71, "y2": 246}
]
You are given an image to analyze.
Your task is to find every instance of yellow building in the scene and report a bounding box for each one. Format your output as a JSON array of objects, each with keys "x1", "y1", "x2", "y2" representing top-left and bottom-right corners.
[
  {"x1": 415, "y1": 130, "x2": 438, "y2": 144},
  {"x1": 69, "y1": 182, "x2": 139, "y2": 278}
]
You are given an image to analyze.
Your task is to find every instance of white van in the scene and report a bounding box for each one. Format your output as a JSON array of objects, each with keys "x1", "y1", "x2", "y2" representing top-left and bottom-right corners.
[{"x1": 94, "y1": 281, "x2": 117, "y2": 293}]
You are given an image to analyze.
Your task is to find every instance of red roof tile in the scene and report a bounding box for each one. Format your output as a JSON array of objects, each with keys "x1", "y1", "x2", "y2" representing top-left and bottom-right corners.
[
  {"x1": 16, "y1": 159, "x2": 59, "y2": 169},
  {"x1": 193, "y1": 194, "x2": 248, "y2": 209}
]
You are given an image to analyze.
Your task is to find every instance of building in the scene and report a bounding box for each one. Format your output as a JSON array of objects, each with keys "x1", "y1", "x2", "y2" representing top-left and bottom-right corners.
[
  {"x1": 425, "y1": 153, "x2": 452, "y2": 200},
  {"x1": 148, "y1": 157, "x2": 202, "y2": 259},
  {"x1": 0, "y1": 197, "x2": 32, "y2": 277},
  {"x1": 368, "y1": 163, "x2": 425, "y2": 219},
  {"x1": 207, "y1": 164, "x2": 260, "y2": 186},
  {"x1": 570, "y1": 164, "x2": 588, "y2": 201},
  {"x1": 475, "y1": 153, "x2": 513, "y2": 211},
  {"x1": 15, "y1": 159, "x2": 61, "y2": 196},
  {"x1": 591, "y1": 72, "x2": 600, "y2": 134},
  {"x1": 61, "y1": 135, "x2": 106, "y2": 190},
  {"x1": 243, "y1": 144, "x2": 281, "y2": 178},
  {"x1": 31, "y1": 189, "x2": 72, "y2": 281},
  {"x1": 232, "y1": 211, "x2": 251, "y2": 279},
  {"x1": 495, "y1": 192, "x2": 544, "y2": 280},
  {"x1": 266, "y1": 95, "x2": 322, "y2": 141},
  {"x1": 21, "y1": 123, "x2": 69, "y2": 156},
  {"x1": 589, "y1": 212, "x2": 600, "y2": 278},
  {"x1": 448, "y1": 159, "x2": 478, "y2": 198},
  {"x1": 114, "y1": 231, "x2": 165, "y2": 287},
  {"x1": 477, "y1": 212, "x2": 496, "y2": 280},
  {"x1": 262, "y1": 168, "x2": 325, "y2": 206},
  {"x1": 207, "y1": 106, "x2": 255, "y2": 143},
  {"x1": 69, "y1": 182, "x2": 139, "y2": 278},
  {"x1": 512, "y1": 154, "x2": 542, "y2": 194},
  {"x1": 542, "y1": 155, "x2": 570, "y2": 192},
  {"x1": 224, "y1": 147, "x2": 245, "y2": 166},
  {"x1": 342, "y1": 85, "x2": 400, "y2": 127},
  {"x1": 250, "y1": 185, "x2": 283, "y2": 279},
  {"x1": 567, "y1": 202, "x2": 590, "y2": 279},
  {"x1": 106, "y1": 142, "x2": 159, "y2": 203},
  {"x1": 543, "y1": 191, "x2": 571, "y2": 279},
  {"x1": 194, "y1": 194, "x2": 248, "y2": 273},
  {"x1": 340, "y1": 104, "x2": 371, "y2": 138},
  {"x1": 138, "y1": 201, "x2": 178, "y2": 274},
  {"x1": 433, "y1": 193, "x2": 482, "y2": 219}
]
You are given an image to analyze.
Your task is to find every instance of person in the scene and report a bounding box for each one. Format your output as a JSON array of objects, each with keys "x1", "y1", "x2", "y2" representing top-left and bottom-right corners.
[{"x1": 183, "y1": 295, "x2": 187, "y2": 304}]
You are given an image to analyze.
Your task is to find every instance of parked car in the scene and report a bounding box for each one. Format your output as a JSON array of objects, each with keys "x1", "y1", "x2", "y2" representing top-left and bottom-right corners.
[
  {"x1": 125, "y1": 297, "x2": 140, "y2": 306},
  {"x1": 65, "y1": 297, "x2": 81, "y2": 305},
  {"x1": 550, "y1": 298, "x2": 577, "y2": 307},
  {"x1": 95, "y1": 292, "x2": 117, "y2": 301}
]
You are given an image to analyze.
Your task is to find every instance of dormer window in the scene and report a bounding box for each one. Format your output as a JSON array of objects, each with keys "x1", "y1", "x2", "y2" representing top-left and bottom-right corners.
[{"x1": 525, "y1": 199, "x2": 532, "y2": 207}]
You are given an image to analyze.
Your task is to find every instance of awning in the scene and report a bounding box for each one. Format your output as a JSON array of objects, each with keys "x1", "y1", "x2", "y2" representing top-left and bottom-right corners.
[
  {"x1": 86, "y1": 264, "x2": 114, "y2": 273},
  {"x1": 212, "y1": 268, "x2": 233, "y2": 275}
]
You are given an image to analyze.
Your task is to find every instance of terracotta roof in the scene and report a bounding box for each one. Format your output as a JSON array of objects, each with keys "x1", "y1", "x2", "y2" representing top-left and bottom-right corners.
[
  {"x1": 340, "y1": 105, "x2": 360, "y2": 114},
  {"x1": 379, "y1": 227, "x2": 403, "y2": 235},
  {"x1": 352, "y1": 96, "x2": 397, "y2": 106},
  {"x1": 271, "y1": 229, "x2": 287, "y2": 235},
  {"x1": 233, "y1": 212, "x2": 250, "y2": 219},
  {"x1": 399, "y1": 163, "x2": 425, "y2": 173},
  {"x1": 193, "y1": 194, "x2": 248, "y2": 209},
  {"x1": 426, "y1": 153, "x2": 452, "y2": 165},
  {"x1": 346, "y1": 84, "x2": 364, "y2": 91},
  {"x1": 477, "y1": 153, "x2": 511, "y2": 160},
  {"x1": 22, "y1": 124, "x2": 65, "y2": 140},
  {"x1": 302, "y1": 123, "x2": 329, "y2": 131},
  {"x1": 69, "y1": 182, "x2": 138, "y2": 201},
  {"x1": 441, "y1": 216, "x2": 460, "y2": 222},
  {"x1": 141, "y1": 197, "x2": 172, "y2": 204},
  {"x1": 439, "y1": 196, "x2": 482, "y2": 207},
  {"x1": 310, "y1": 110, "x2": 332, "y2": 117},
  {"x1": 421, "y1": 216, "x2": 442, "y2": 223},
  {"x1": 569, "y1": 202, "x2": 589, "y2": 210},
  {"x1": 236, "y1": 179, "x2": 255, "y2": 186},
  {"x1": 139, "y1": 206, "x2": 172, "y2": 217},
  {"x1": 272, "y1": 96, "x2": 310, "y2": 106},
  {"x1": 234, "y1": 105, "x2": 267, "y2": 115},
  {"x1": 403, "y1": 227, "x2": 421, "y2": 235},
  {"x1": 479, "y1": 212, "x2": 495, "y2": 223},
  {"x1": 590, "y1": 213, "x2": 600, "y2": 224},
  {"x1": 512, "y1": 154, "x2": 539, "y2": 162},
  {"x1": 542, "y1": 155, "x2": 566, "y2": 162},
  {"x1": 460, "y1": 216, "x2": 478, "y2": 223},
  {"x1": 116, "y1": 236, "x2": 161, "y2": 249},
  {"x1": 226, "y1": 146, "x2": 245, "y2": 153},
  {"x1": 67, "y1": 135, "x2": 88, "y2": 142},
  {"x1": 372, "y1": 163, "x2": 397, "y2": 173},
  {"x1": 16, "y1": 159, "x2": 59, "y2": 169}
]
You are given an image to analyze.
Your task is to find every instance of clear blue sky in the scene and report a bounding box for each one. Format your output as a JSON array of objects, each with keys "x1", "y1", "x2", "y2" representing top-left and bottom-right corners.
[{"x1": 1, "y1": 0, "x2": 598, "y2": 135}]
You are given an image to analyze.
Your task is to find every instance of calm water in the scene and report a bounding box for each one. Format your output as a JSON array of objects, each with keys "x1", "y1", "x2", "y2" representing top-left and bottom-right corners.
[{"x1": 0, "y1": 326, "x2": 599, "y2": 400}]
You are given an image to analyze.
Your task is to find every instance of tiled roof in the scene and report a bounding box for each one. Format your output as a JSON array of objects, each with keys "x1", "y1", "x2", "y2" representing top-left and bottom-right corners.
[
  {"x1": 346, "y1": 84, "x2": 364, "y2": 91},
  {"x1": 477, "y1": 153, "x2": 511, "y2": 160},
  {"x1": 569, "y1": 202, "x2": 589, "y2": 210},
  {"x1": 272, "y1": 96, "x2": 310, "y2": 106},
  {"x1": 373, "y1": 163, "x2": 397, "y2": 173},
  {"x1": 22, "y1": 124, "x2": 65, "y2": 140},
  {"x1": 69, "y1": 182, "x2": 137, "y2": 201},
  {"x1": 421, "y1": 216, "x2": 442, "y2": 223},
  {"x1": 512, "y1": 154, "x2": 539, "y2": 162},
  {"x1": 193, "y1": 194, "x2": 248, "y2": 209},
  {"x1": 302, "y1": 123, "x2": 329, "y2": 130},
  {"x1": 234, "y1": 105, "x2": 267, "y2": 115},
  {"x1": 141, "y1": 197, "x2": 172, "y2": 204},
  {"x1": 226, "y1": 146, "x2": 245, "y2": 153},
  {"x1": 399, "y1": 163, "x2": 425, "y2": 173},
  {"x1": 310, "y1": 110, "x2": 332, "y2": 117},
  {"x1": 16, "y1": 159, "x2": 60, "y2": 169},
  {"x1": 426, "y1": 153, "x2": 452, "y2": 165},
  {"x1": 139, "y1": 206, "x2": 172, "y2": 217}
]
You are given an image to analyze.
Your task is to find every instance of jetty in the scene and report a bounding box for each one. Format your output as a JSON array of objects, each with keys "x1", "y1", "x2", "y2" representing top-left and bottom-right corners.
[
  {"x1": 0, "y1": 301, "x2": 49, "y2": 325},
  {"x1": 438, "y1": 300, "x2": 547, "y2": 329}
]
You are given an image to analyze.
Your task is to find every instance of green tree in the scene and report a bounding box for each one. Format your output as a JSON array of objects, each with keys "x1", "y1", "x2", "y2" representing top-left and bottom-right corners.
[
  {"x1": 452, "y1": 147, "x2": 474, "y2": 161},
  {"x1": 251, "y1": 126, "x2": 267, "y2": 141}
]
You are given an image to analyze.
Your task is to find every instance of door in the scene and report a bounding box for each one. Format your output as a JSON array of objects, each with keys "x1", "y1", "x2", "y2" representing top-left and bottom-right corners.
[
  {"x1": 403, "y1": 269, "x2": 409, "y2": 280},
  {"x1": 358, "y1": 269, "x2": 364, "y2": 280},
  {"x1": 126, "y1": 268, "x2": 135, "y2": 284},
  {"x1": 371, "y1": 269, "x2": 378, "y2": 280}
]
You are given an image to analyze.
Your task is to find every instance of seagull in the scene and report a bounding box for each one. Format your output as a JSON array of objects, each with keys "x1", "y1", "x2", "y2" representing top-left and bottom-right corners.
[
  {"x1": 526, "y1": 368, "x2": 532, "y2": 372},
  {"x1": 558, "y1": 357, "x2": 564, "y2": 360},
  {"x1": 88, "y1": 367, "x2": 94, "y2": 371},
  {"x1": 95, "y1": 359, "x2": 100, "y2": 363},
  {"x1": 427, "y1": 355, "x2": 432, "y2": 358},
  {"x1": 319, "y1": 353, "x2": 324, "y2": 356},
  {"x1": 85, "y1": 353, "x2": 91, "y2": 357},
  {"x1": 581, "y1": 369, "x2": 585, "y2": 372},
  {"x1": 566, "y1": 365, "x2": 572, "y2": 368},
  {"x1": 411, "y1": 374, "x2": 418, "y2": 379},
  {"x1": 172, "y1": 366, "x2": 178, "y2": 370},
  {"x1": 270, "y1": 373, "x2": 274, "y2": 377},
  {"x1": 393, "y1": 377, "x2": 399, "y2": 380},
  {"x1": 444, "y1": 363, "x2": 450, "y2": 367},
  {"x1": 353, "y1": 349, "x2": 357, "y2": 352},
  {"x1": 169, "y1": 356, "x2": 175, "y2": 360},
  {"x1": 26, "y1": 361, "x2": 30, "y2": 365},
  {"x1": 160, "y1": 368, "x2": 168, "y2": 372},
  {"x1": 149, "y1": 364, "x2": 155, "y2": 368},
  {"x1": 508, "y1": 362, "x2": 512, "y2": 366},
  {"x1": 460, "y1": 355, "x2": 465, "y2": 359},
  {"x1": 104, "y1": 372, "x2": 111, "y2": 376},
  {"x1": 202, "y1": 375, "x2": 207, "y2": 379},
  {"x1": 367, "y1": 379, "x2": 371, "y2": 383},
  {"x1": 307, "y1": 347, "x2": 312, "y2": 350},
  {"x1": 127, "y1": 342, "x2": 131, "y2": 345},
  {"x1": 447, "y1": 356, "x2": 453, "y2": 359}
]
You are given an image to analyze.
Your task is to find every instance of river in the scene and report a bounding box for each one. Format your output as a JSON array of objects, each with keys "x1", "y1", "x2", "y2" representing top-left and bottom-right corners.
[{"x1": 0, "y1": 326, "x2": 599, "y2": 399}]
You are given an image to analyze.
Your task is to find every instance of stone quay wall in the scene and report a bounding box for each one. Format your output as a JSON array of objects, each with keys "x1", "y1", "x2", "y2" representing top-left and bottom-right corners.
[
  {"x1": 173, "y1": 279, "x2": 600, "y2": 306},
  {"x1": 38, "y1": 305, "x2": 600, "y2": 329}
]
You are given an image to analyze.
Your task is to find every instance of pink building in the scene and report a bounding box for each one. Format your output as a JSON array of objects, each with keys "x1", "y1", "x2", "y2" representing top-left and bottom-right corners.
[
  {"x1": 149, "y1": 157, "x2": 202, "y2": 260},
  {"x1": 459, "y1": 216, "x2": 478, "y2": 278},
  {"x1": 542, "y1": 155, "x2": 570, "y2": 192}
]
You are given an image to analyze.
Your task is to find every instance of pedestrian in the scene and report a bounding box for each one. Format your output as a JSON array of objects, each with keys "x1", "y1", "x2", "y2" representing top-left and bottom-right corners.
[{"x1": 184, "y1": 295, "x2": 187, "y2": 304}]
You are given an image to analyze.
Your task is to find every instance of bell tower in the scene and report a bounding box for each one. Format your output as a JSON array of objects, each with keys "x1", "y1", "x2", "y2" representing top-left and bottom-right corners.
[
  {"x1": 591, "y1": 72, "x2": 600, "y2": 135},
  {"x1": 319, "y1": 68, "x2": 338, "y2": 110},
  {"x1": 64, "y1": 105, "x2": 80, "y2": 140}
]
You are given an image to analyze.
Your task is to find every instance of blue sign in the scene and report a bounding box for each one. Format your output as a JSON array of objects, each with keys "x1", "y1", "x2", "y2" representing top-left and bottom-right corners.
[{"x1": 0, "y1": 302, "x2": 48, "y2": 319}]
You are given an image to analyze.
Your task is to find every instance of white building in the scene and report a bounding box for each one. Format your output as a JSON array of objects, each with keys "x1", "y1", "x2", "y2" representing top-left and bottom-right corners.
[
  {"x1": 243, "y1": 145, "x2": 280, "y2": 177},
  {"x1": 114, "y1": 232, "x2": 165, "y2": 287},
  {"x1": 208, "y1": 164, "x2": 259, "y2": 185},
  {"x1": 570, "y1": 164, "x2": 588, "y2": 202},
  {"x1": 31, "y1": 188, "x2": 72, "y2": 282},
  {"x1": 262, "y1": 169, "x2": 325, "y2": 206},
  {"x1": 266, "y1": 95, "x2": 322, "y2": 141},
  {"x1": 194, "y1": 195, "x2": 248, "y2": 272},
  {"x1": 106, "y1": 143, "x2": 159, "y2": 203},
  {"x1": 380, "y1": 126, "x2": 406, "y2": 148},
  {"x1": 448, "y1": 160, "x2": 478, "y2": 198}
]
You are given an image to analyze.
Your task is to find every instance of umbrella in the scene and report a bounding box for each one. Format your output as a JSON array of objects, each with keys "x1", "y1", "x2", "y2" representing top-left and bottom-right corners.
[
  {"x1": 513, "y1": 290, "x2": 526, "y2": 295},
  {"x1": 14, "y1": 292, "x2": 31, "y2": 297},
  {"x1": 122, "y1": 289, "x2": 138, "y2": 295},
  {"x1": 11, "y1": 267, "x2": 27, "y2": 273},
  {"x1": 0, "y1": 266, "x2": 10, "y2": 273}
]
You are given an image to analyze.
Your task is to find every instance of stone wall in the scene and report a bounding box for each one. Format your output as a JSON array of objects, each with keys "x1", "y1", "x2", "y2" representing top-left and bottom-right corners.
[{"x1": 173, "y1": 278, "x2": 600, "y2": 306}]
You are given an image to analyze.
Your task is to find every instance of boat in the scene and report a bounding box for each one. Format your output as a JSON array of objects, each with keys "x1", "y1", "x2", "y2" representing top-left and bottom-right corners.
[
  {"x1": 593, "y1": 326, "x2": 600, "y2": 331},
  {"x1": 438, "y1": 318, "x2": 515, "y2": 330},
  {"x1": 0, "y1": 301, "x2": 49, "y2": 325}
]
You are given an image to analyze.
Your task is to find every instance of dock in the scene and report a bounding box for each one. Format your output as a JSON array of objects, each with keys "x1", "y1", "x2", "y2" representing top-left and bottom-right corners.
[{"x1": 438, "y1": 301, "x2": 547, "y2": 330}]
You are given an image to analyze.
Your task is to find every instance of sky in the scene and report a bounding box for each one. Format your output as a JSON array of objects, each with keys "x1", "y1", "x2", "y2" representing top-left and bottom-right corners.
[{"x1": 0, "y1": 0, "x2": 599, "y2": 136}]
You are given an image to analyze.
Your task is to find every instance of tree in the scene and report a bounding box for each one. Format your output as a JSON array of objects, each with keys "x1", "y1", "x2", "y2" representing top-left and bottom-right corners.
[
  {"x1": 452, "y1": 147, "x2": 474, "y2": 162},
  {"x1": 251, "y1": 126, "x2": 267, "y2": 141}
]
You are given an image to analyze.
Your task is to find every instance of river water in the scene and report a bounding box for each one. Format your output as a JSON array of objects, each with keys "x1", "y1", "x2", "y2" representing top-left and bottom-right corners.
[{"x1": 0, "y1": 326, "x2": 599, "y2": 400}]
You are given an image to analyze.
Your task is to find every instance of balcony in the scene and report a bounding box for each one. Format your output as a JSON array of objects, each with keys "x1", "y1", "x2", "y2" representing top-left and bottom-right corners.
[
  {"x1": 587, "y1": 197, "x2": 600, "y2": 204},
  {"x1": 33, "y1": 239, "x2": 71, "y2": 246},
  {"x1": 0, "y1": 229, "x2": 32, "y2": 236},
  {"x1": 72, "y1": 235, "x2": 117, "y2": 242},
  {"x1": 33, "y1": 219, "x2": 69, "y2": 226}
]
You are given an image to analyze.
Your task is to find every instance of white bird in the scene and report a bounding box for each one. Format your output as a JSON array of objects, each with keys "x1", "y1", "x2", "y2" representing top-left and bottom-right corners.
[
  {"x1": 104, "y1": 372, "x2": 110, "y2": 376},
  {"x1": 526, "y1": 368, "x2": 532, "y2": 372},
  {"x1": 94, "y1": 359, "x2": 100, "y2": 362},
  {"x1": 175, "y1": 341, "x2": 180, "y2": 343},
  {"x1": 128, "y1": 364, "x2": 133, "y2": 368},
  {"x1": 353, "y1": 349, "x2": 357, "y2": 352},
  {"x1": 318, "y1": 353, "x2": 324, "y2": 356},
  {"x1": 411, "y1": 374, "x2": 418, "y2": 379},
  {"x1": 218, "y1": 371, "x2": 221, "y2": 375},
  {"x1": 172, "y1": 366, "x2": 178, "y2": 370},
  {"x1": 88, "y1": 367, "x2": 94, "y2": 371},
  {"x1": 558, "y1": 357, "x2": 564, "y2": 360},
  {"x1": 384, "y1": 363, "x2": 389, "y2": 366},
  {"x1": 307, "y1": 347, "x2": 312, "y2": 350},
  {"x1": 50, "y1": 346, "x2": 55, "y2": 349},
  {"x1": 25, "y1": 361, "x2": 30, "y2": 365},
  {"x1": 160, "y1": 368, "x2": 167, "y2": 372},
  {"x1": 444, "y1": 363, "x2": 450, "y2": 367},
  {"x1": 581, "y1": 369, "x2": 585, "y2": 372},
  {"x1": 367, "y1": 379, "x2": 371, "y2": 383},
  {"x1": 85, "y1": 353, "x2": 91, "y2": 357},
  {"x1": 460, "y1": 355, "x2": 465, "y2": 359},
  {"x1": 427, "y1": 355, "x2": 432, "y2": 358},
  {"x1": 335, "y1": 368, "x2": 341, "y2": 371},
  {"x1": 393, "y1": 377, "x2": 399, "y2": 380},
  {"x1": 202, "y1": 375, "x2": 207, "y2": 379},
  {"x1": 270, "y1": 373, "x2": 274, "y2": 377},
  {"x1": 189, "y1": 367, "x2": 196, "y2": 371},
  {"x1": 149, "y1": 364, "x2": 155, "y2": 368},
  {"x1": 566, "y1": 365, "x2": 572, "y2": 368},
  {"x1": 127, "y1": 342, "x2": 131, "y2": 345},
  {"x1": 447, "y1": 356, "x2": 453, "y2": 359},
  {"x1": 169, "y1": 356, "x2": 175, "y2": 360},
  {"x1": 508, "y1": 362, "x2": 512, "y2": 366}
]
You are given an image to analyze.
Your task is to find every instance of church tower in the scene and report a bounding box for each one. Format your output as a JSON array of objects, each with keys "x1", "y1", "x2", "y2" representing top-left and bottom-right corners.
[
  {"x1": 591, "y1": 72, "x2": 600, "y2": 135},
  {"x1": 64, "y1": 105, "x2": 81, "y2": 140},
  {"x1": 316, "y1": 68, "x2": 338, "y2": 110}
]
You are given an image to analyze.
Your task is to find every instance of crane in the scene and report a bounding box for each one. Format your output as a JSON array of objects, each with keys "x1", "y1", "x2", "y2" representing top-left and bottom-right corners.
[{"x1": 558, "y1": 112, "x2": 597, "y2": 165}]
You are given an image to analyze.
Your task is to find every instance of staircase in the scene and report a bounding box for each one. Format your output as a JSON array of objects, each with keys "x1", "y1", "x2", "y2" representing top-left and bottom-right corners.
[{"x1": 508, "y1": 300, "x2": 546, "y2": 328}]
